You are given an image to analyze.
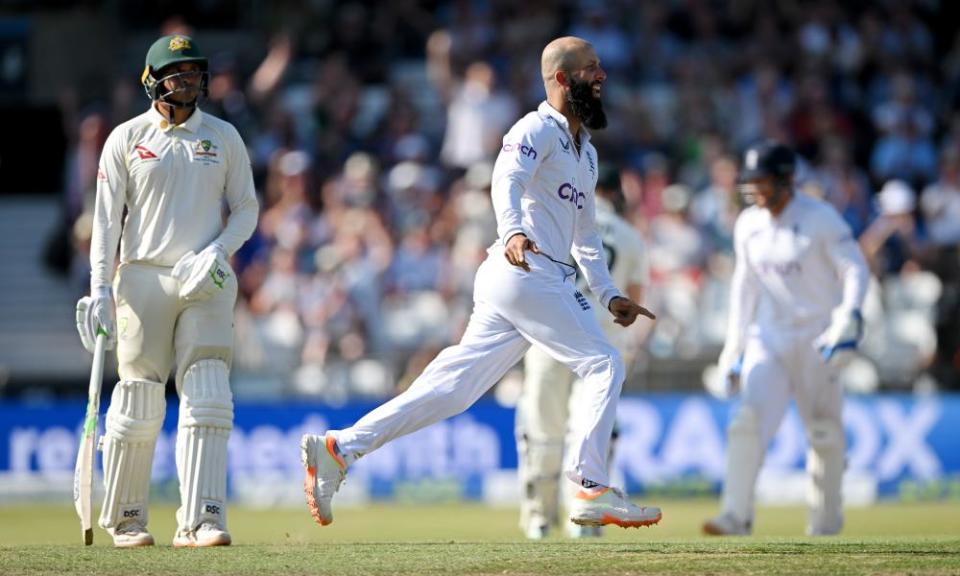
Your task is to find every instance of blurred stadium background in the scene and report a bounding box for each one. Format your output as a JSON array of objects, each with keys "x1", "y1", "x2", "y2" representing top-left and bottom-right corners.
[{"x1": 1, "y1": 0, "x2": 959, "y2": 531}]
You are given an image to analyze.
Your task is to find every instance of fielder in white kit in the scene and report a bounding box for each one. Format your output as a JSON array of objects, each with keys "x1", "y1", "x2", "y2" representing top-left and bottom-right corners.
[
  {"x1": 703, "y1": 142, "x2": 869, "y2": 536},
  {"x1": 74, "y1": 34, "x2": 258, "y2": 547},
  {"x1": 516, "y1": 167, "x2": 650, "y2": 539},
  {"x1": 301, "y1": 36, "x2": 661, "y2": 530}
]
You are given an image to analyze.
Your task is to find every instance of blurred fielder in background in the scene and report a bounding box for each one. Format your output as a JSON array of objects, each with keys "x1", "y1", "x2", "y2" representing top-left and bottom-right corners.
[
  {"x1": 703, "y1": 142, "x2": 869, "y2": 536},
  {"x1": 301, "y1": 36, "x2": 661, "y2": 532},
  {"x1": 516, "y1": 165, "x2": 650, "y2": 539},
  {"x1": 74, "y1": 34, "x2": 258, "y2": 547}
]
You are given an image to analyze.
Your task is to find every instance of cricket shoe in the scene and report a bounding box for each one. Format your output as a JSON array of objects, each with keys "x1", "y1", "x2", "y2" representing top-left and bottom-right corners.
[
  {"x1": 173, "y1": 522, "x2": 232, "y2": 547},
  {"x1": 301, "y1": 432, "x2": 347, "y2": 526},
  {"x1": 807, "y1": 519, "x2": 843, "y2": 537},
  {"x1": 110, "y1": 519, "x2": 155, "y2": 548},
  {"x1": 524, "y1": 522, "x2": 549, "y2": 540},
  {"x1": 702, "y1": 512, "x2": 752, "y2": 536},
  {"x1": 569, "y1": 487, "x2": 662, "y2": 528}
]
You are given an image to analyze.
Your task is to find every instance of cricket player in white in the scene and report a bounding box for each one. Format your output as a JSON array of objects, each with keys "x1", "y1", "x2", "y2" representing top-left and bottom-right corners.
[
  {"x1": 703, "y1": 142, "x2": 868, "y2": 536},
  {"x1": 516, "y1": 167, "x2": 650, "y2": 539},
  {"x1": 74, "y1": 34, "x2": 258, "y2": 547},
  {"x1": 301, "y1": 37, "x2": 661, "y2": 530}
]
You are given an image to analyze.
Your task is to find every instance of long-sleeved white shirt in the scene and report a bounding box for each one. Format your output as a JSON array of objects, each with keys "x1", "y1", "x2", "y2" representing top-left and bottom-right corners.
[
  {"x1": 91, "y1": 106, "x2": 259, "y2": 291},
  {"x1": 726, "y1": 191, "x2": 869, "y2": 351},
  {"x1": 587, "y1": 197, "x2": 649, "y2": 345},
  {"x1": 490, "y1": 101, "x2": 621, "y2": 308}
]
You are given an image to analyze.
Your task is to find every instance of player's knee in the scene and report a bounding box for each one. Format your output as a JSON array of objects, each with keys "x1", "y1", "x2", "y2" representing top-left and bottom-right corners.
[
  {"x1": 104, "y1": 379, "x2": 166, "y2": 441},
  {"x1": 175, "y1": 344, "x2": 232, "y2": 388},
  {"x1": 446, "y1": 387, "x2": 482, "y2": 416},
  {"x1": 807, "y1": 418, "x2": 844, "y2": 451},
  {"x1": 117, "y1": 358, "x2": 167, "y2": 387},
  {"x1": 179, "y1": 359, "x2": 233, "y2": 430},
  {"x1": 610, "y1": 348, "x2": 625, "y2": 382},
  {"x1": 583, "y1": 344, "x2": 622, "y2": 374},
  {"x1": 728, "y1": 406, "x2": 759, "y2": 439},
  {"x1": 580, "y1": 346, "x2": 625, "y2": 392}
]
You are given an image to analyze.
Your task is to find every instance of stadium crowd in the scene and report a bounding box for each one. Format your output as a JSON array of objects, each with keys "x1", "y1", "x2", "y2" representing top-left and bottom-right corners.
[{"x1": 58, "y1": 0, "x2": 960, "y2": 398}]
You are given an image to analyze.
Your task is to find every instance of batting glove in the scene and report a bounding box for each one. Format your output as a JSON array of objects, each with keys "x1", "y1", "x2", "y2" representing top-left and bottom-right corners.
[
  {"x1": 706, "y1": 346, "x2": 743, "y2": 399},
  {"x1": 172, "y1": 243, "x2": 233, "y2": 302},
  {"x1": 815, "y1": 308, "x2": 863, "y2": 363},
  {"x1": 75, "y1": 286, "x2": 116, "y2": 353}
]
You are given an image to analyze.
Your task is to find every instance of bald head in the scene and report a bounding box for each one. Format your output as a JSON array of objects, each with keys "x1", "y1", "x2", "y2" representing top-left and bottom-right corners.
[
  {"x1": 540, "y1": 36, "x2": 607, "y2": 132},
  {"x1": 541, "y1": 36, "x2": 594, "y2": 87}
]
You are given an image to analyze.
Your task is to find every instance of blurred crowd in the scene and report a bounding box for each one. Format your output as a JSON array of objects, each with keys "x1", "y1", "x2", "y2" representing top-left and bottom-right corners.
[{"x1": 56, "y1": 0, "x2": 960, "y2": 398}]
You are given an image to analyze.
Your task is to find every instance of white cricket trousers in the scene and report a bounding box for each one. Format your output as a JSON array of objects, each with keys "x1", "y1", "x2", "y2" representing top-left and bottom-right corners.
[
  {"x1": 740, "y1": 331, "x2": 842, "y2": 446},
  {"x1": 720, "y1": 328, "x2": 844, "y2": 525},
  {"x1": 114, "y1": 262, "x2": 237, "y2": 386},
  {"x1": 334, "y1": 249, "x2": 625, "y2": 486}
]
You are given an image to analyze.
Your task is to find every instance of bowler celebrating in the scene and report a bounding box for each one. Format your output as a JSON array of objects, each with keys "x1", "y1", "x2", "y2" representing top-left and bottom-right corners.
[
  {"x1": 301, "y1": 36, "x2": 661, "y2": 530},
  {"x1": 516, "y1": 166, "x2": 650, "y2": 539}
]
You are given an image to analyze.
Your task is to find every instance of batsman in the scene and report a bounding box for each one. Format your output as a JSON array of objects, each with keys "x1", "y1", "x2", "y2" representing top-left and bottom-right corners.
[{"x1": 74, "y1": 34, "x2": 258, "y2": 547}]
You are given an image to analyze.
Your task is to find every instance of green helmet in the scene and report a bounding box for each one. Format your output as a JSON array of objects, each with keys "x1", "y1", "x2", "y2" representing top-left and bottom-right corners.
[{"x1": 141, "y1": 34, "x2": 209, "y2": 103}]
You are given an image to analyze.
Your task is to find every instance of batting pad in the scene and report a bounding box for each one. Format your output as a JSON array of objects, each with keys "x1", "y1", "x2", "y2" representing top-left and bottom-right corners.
[
  {"x1": 806, "y1": 419, "x2": 845, "y2": 535},
  {"x1": 176, "y1": 359, "x2": 233, "y2": 532},
  {"x1": 98, "y1": 379, "x2": 166, "y2": 530},
  {"x1": 516, "y1": 433, "x2": 564, "y2": 529},
  {"x1": 720, "y1": 406, "x2": 763, "y2": 524}
]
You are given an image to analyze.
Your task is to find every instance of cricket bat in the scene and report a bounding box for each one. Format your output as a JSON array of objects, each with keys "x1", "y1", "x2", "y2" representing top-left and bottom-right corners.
[{"x1": 74, "y1": 331, "x2": 106, "y2": 546}]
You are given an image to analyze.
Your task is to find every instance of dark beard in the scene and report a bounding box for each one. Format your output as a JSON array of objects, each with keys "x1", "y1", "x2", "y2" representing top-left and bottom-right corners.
[{"x1": 567, "y1": 78, "x2": 607, "y2": 130}]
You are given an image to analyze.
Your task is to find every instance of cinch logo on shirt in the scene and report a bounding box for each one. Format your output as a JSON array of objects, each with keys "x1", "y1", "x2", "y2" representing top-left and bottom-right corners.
[
  {"x1": 558, "y1": 182, "x2": 585, "y2": 209},
  {"x1": 502, "y1": 142, "x2": 537, "y2": 159},
  {"x1": 757, "y1": 259, "x2": 802, "y2": 276}
]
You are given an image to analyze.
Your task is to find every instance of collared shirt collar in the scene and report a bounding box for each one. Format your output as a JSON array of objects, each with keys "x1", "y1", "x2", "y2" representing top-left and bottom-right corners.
[
  {"x1": 766, "y1": 191, "x2": 798, "y2": 222},
  {"x1": 538, "y1": 101, "x2": 591, "y2": 145},
  {"x1": 147, "y1": 104, "x2": 203, "y2": 133}
]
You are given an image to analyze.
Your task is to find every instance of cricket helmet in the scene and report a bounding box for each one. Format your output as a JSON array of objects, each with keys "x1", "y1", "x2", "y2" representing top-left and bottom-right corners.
[
  {"x1": 738, "y1": 141, "x2": 796, "y2": 185},
  {"x1": 141, "y1": 34, "x2": 209, "y2": 104}
]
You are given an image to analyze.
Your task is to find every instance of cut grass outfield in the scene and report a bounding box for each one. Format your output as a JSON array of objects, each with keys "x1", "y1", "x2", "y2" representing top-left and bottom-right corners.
[{"x1": 1, "y1": 501, "x2": 958, "y2": 575}]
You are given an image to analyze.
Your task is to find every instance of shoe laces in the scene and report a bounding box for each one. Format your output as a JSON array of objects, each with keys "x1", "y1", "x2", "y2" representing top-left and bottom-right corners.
[
  {"x1": 607, "y1": 486, "x2": 641, "y2": 509},
  {"x1": 318, "y1": 462, "x2": 347, "y2": 497},
  {"x1": 609, "y1": 486, "x2": 629, "y2": 500},
  {"x1": 197, "y1": 521, "x2": 223, "y2": 533},
  {"x1": 116, "y1": 520, "x2": 146, "y2": 535},
  {"x1": 337, "y1": 468, "x2": 346, "y2": 489}
]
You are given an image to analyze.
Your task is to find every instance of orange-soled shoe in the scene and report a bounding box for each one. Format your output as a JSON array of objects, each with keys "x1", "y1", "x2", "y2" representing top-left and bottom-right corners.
[
  {"x1": 300, "y1": 432, "x2": 347, "y2": 526},
  {"x1": 569, "y1": 487, "x2": 662, "y2": 529}
]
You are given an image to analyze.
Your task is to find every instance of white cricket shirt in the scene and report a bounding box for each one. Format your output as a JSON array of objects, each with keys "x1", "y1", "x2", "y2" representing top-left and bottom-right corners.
[
  {"x1": 591, "y1": 197, "x2": 649, "y2": 342},
  {"x1": 727, "y1": 192, "x2": 868, "y2": 349},
  {"x1": 490, "y1": 101, "x2": 621, "y2": 307},
  {"x1": 91, "y1": 106, "x2": 258, "y2": 291}
]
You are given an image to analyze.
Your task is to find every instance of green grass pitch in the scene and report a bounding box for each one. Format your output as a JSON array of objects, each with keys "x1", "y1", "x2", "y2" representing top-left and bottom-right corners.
[{"x1": 1, "y1": 500, "x2": 958, "y2": 575}]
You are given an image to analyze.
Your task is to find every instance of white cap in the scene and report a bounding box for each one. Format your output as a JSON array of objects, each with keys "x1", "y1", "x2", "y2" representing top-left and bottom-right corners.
[
  {"x1": 661, "y1": 184, "x2": 692, "y2": 213},
  {"x1": 877, "y1": 180, "x2": 916, "y2": 215},
  {"x1": 279, "y1": 150, "x2": 311, "y2": 177}
]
